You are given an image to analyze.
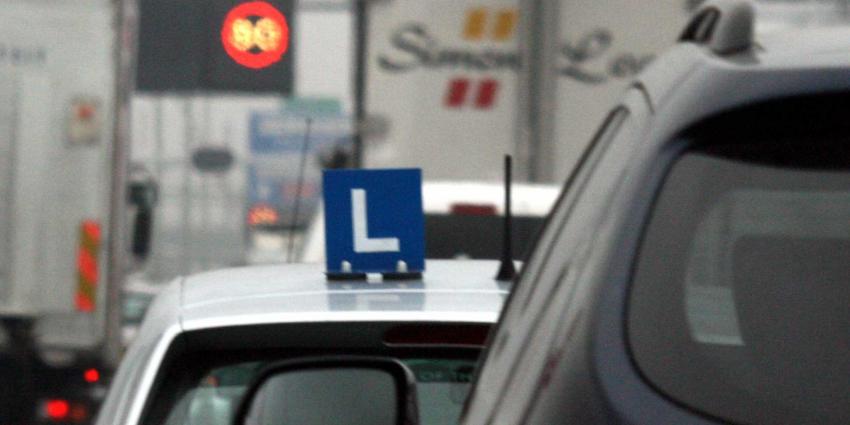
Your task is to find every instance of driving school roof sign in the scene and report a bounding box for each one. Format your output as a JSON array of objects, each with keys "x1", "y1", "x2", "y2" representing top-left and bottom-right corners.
[
  {"x1": 323, "y1": 169, "x2": 425, "y2": 279},
  {"x1": 222, "y1": 1, "x2": 290, "y2": 69}
]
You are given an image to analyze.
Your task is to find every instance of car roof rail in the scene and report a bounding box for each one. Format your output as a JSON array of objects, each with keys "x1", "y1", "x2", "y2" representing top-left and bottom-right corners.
[{"x1": 679, "y1": 0, "x2": 755, "y2": 55}]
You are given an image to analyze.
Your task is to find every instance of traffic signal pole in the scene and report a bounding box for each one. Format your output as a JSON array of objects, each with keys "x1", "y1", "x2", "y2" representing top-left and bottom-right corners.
[
  {"x1": 104, "y1": 0, "x2": 139, "y2": 368},
  {"x1": 515, "y1": 0, "x2": 560, "y2": 182},
  {"x1": 353, "y1": 0, "x2": 369, "y2": 168}
]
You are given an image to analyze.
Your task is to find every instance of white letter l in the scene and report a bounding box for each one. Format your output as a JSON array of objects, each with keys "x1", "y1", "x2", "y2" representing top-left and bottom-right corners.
[{"x1": 351, "y1": 188, "x2": 400, "y2": 253}]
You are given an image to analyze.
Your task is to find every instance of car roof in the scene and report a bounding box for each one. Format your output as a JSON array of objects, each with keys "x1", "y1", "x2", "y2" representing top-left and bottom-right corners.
[
  {"x1": 112, "y1": 260, "x2": 508, "y2": 425},
  {"x1": 757, "y1": 27, "x2": 850, "y2": 62},
  {"x1": 163, "y1": 260, "x2": 509, "y2": 332},
  {"x1": 636, "y1": 22, "x2": 850, "y2": 148}
]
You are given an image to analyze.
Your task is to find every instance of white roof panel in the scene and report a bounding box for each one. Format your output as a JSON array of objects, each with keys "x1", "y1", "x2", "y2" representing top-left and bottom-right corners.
[{"x1": 177, "y1": 260, "x2": 510, "y2": 330}]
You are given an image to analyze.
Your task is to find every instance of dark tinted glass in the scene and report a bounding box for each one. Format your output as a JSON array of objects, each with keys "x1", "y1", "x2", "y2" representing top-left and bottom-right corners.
[
  {"x1": 425, "y1": 215, "x2": 545, "y2": 260},
  {"x1": 243, "y1": 368, "x2": 397, "y2": 425},
  {"x1": 151, "y1": 358, "x2": 473, "y2": 425},
  {"x1": 137, "y1": 0, "x2": 295, "y2": 93},
  {"x1": 629, "y1": 142, "x2": 850, "y2": 424}
]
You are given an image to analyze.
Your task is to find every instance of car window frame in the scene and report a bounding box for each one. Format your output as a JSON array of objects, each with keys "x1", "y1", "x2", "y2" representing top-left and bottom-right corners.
[
  {"x1": 626, "y1": 138, "x2": 850, "y2": 425},
  {"x1": 495, "y1": 106, "x2": 630, "y2": 332},
  {"x1": 574, "y1": 92, "x2": 850, "y2": 425},
  {"x1": 464, "y1": 97, "x2": 645, "y2": 423},
  {"x1": 496, "y1": 92, "x2": 652, "y2": 423},
  {"x1": 139, "y1": 337, "x2": 483, "y2": 425}
]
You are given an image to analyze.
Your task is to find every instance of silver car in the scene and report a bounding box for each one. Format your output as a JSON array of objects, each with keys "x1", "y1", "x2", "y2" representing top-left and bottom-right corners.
[{"x1": 95, "y1": 260, "x2": 508, "y2": 425}]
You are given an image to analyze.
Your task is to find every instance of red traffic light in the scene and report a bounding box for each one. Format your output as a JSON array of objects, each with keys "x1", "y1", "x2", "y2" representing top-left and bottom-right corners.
[{"x1": 221, "y1": 1, "x2": 290, "y2": 69}]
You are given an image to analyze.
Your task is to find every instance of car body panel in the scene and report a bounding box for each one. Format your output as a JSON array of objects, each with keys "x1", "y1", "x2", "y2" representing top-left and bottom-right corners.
[
  {"x1": 97, "y1": 260, "x2": 507, "y2": 425},
  {"x1": 461, "y1": 23, "x2": 850, "y2": 425}
]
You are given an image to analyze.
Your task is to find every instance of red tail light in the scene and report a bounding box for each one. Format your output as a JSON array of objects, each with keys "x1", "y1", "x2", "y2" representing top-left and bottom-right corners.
[
  {"x1": 450, "y1": 203, "x2": 498, "y2": 216},
  {"x1": 84, "y1": 368, "x2": 100, "y2": 383},
  {"x1": 69, "y1": 404, "x2": 89, "y2": 422},
  {"x1": 44, "y1": 399, "x2": 70, "y2": 420},
  {"x1": 384, "y1": 324, "x2": 491, "y2": 347},
  {"x1": 248, "y1": 204, "x2": 280, "y2": 226},
  {"x1": 42, "y1": 399, "x2": 89, "y2": 423}
]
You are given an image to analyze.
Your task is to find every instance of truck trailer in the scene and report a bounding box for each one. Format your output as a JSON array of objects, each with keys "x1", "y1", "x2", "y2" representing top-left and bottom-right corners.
[{"x1": 0, "y1": 0, "x2": 137, "y2": 423}]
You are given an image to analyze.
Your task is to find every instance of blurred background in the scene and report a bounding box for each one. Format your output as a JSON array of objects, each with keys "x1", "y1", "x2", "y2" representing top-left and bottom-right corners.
[
  {"x1": 1, "y1": 0, "x2": 850, "y2": 423},
  {"x1": 132, "y1": 0, "x2": 850, "y2": 282}
]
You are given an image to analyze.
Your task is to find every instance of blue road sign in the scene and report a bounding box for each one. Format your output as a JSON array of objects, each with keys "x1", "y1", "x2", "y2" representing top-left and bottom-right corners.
[
  {"x1": 323, "y1": 169, "x2": 425, "y2": 274},
  {"x1": 247, "y1": 101, "x2": 352, "y2": 227}
]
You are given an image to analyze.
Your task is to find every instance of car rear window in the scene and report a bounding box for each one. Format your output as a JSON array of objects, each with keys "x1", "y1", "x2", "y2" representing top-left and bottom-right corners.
[
  {"x1": 154, "y1": 358, "x2": 474, "y2": 425},
  {"x1": 628, "y1": 138, "x2": 850, "y2": 424},
  {"x1": 425, "y1": 214, "x2": 545, "y2": 260}
]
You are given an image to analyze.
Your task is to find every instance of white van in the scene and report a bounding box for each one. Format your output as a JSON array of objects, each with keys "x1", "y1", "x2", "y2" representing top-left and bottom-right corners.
[{"x1": 299, "y1": 181, "x2": 560, "y2": 263}]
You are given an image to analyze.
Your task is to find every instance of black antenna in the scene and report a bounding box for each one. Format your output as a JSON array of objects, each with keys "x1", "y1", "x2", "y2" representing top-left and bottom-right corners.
[
  {"x1": 496, "y1": 155, "x2": 517, "y2": 281},
  {"x1": 287, "y1": 118, "x2": 313, "y2": 263}
]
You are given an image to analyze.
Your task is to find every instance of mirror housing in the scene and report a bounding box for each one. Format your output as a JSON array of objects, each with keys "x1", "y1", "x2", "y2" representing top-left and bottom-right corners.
[
  {"x1": 233, "y1": 356, "x2": 419, "y2": 425},
  {"x1": 128, "y1": 178, "x2": 158, "y2": 261}
]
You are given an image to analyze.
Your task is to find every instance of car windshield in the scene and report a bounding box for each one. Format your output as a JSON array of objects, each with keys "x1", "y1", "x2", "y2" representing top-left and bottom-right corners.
[
  {"x1": 156, "y1": 358, "x2": 474, "y2": 425},
  {"x1": 122, "y1": 292, "x2": 155, "y2": 325},
  {"x1": 629, "y1": 137, "x2": 850, "y2": 424}
]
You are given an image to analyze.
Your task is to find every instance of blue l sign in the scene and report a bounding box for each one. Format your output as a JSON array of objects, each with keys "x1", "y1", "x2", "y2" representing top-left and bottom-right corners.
[{"x1": 323, "y1": 169, "x2": 425, "y2": 274}]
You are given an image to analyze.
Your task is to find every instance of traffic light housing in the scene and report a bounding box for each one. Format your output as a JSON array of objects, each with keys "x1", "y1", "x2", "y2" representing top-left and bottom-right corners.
[{"x1": 137, "y1": 0, "x2": 294, "y2": 94}]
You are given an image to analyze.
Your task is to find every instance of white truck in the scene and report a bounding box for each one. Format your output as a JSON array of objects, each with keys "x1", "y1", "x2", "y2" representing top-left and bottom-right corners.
[
  {"x1": 361, "y1": 0, "x2": 696, "y2": 183},
  {"x1": 362, "y1": 0, "x2": 850, "y2": 183},
  {"x1": 0, "y1": 0, "x2": 137, "y2": 423}
]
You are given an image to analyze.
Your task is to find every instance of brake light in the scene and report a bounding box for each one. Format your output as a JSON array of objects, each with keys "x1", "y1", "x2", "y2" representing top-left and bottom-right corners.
[
  {"x1": 450, "y1": 203, "x2": 497, "y2": 216},
  {"x1": 248, "y1": 204, "x2": 279, "y2": 226},
  {"x1": 41, "y1": 399, "x2": 89, "y2": 423},
  {"x1": 84, "y1": 368, "x2": 100, "y2": 383},
  {"x1": 384, "y1": 324, "x2": 490, "y2": 347},
  {"x1": 44, "y1": 399, "x2": 70, "y2": 420},
  {"x1": 69, "y1": 404, "x2": 89, "y2": 422}
]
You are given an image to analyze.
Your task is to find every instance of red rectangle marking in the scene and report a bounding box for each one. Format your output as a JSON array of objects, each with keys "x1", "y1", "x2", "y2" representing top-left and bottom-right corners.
[
  {"x1": 445, "y1": 78, "x2": 471, "y2": 108},
  {"x1": 475, "y1": 79, "x2": 499, "y2": 109}
]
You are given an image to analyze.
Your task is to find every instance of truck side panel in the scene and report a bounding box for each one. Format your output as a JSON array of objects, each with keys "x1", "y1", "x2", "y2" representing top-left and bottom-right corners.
[{"x1": 0, "y1": 0, "x2": 115, "y2": 352}]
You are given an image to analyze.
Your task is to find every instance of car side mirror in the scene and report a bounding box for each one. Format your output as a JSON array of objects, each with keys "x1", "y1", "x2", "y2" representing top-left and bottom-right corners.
[
  {"x1": 128, "y1": 179, "x2": 158, "y2": 261},
  {"x1": 232, "y1": 357, "x2": 419, "y2": 425}
]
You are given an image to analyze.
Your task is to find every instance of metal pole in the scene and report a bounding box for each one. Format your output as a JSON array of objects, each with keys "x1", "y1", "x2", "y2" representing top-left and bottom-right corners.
[
  {"x1": 221, "y1": 124, "x2": 239, "y2": 266},
  {"x1": 151, "y1": 97, "x2": 164, "y2": 279},
  {"x1": 516, "y1": 0, "x2": 560, "y2": 182},
  {"x1": 352, "y1": 0, "x2": 368, "y2": 168},
  {"x1": 154, "y1": 99, "x2": 164, "y2": 180},
  {"x1": 104, "y1": 0, "x2": 138, "y2": 368},
  {"x1": 200, "y1": 95, "x2": 211, "y2": 268},
  {"x1": 287, "y1": 118, "x2": 313, "y2": 263},
  {"x1": 181, "y1": 98, "x2": 193, "y2": 274},
  {"x1": 0, "y1": 78, "x2": 20, "y2": 303}
]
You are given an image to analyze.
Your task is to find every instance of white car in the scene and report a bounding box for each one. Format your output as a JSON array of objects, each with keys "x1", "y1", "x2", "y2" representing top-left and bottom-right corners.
[
  {"x1": 300, "y1": 181, "x2": 560, "y2": 262},
  {"x1": 95, "y1": 260, "x2": 508, "y2": 425},
  {"x1": 121, "y1": 275, "x2": 164, "y2": 347}
]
